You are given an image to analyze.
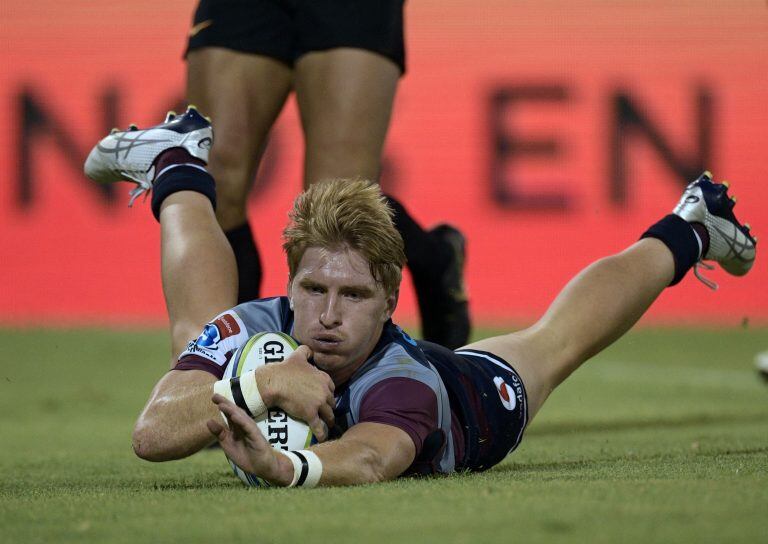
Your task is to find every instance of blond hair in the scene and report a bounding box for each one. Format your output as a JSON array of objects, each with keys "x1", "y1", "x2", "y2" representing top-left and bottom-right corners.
[{"x1": 283, "y1": 179, "x2": 405, "y2": 295}]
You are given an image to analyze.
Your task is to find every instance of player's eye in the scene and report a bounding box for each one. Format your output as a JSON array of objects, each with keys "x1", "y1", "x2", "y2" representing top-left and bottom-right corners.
[
  {"x1": 301, "y1": 282, "x2": 325, "y2": 294},
  {"x1": 343, "y1": 288, "x2": 371, "y2": 301}
]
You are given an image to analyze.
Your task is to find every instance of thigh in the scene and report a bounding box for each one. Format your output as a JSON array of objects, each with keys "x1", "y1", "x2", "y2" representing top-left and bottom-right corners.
[
  {"x1": 294, "y1": 48, "x2": 400, "y2": 187},
  {"x1": 187, "y1": 47, "x2": 293, "y2": 228}
]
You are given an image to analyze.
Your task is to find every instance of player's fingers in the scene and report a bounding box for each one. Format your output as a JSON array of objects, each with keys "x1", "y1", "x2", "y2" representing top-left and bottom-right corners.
[
  {"x1": 213, "y1": 397, "x2": 255, "y2": 435},
  {"x1": 212, "y1": 393, "x2": 235, "y2": 408},
  {"x1": 294, "y1": 345, "x2": 313, "y2": 363},
  {"x1": 211, "y1": 394, "x2": 241, "y2": 422},
  {"x1": 296, "y1": 345, "x2": 312, "y2": 357},
  {"x1": 206, "y1": 418, "x2": 227, "y2": 439},
  {"x1": 308, "y1": 416, "x2": 327, "y2": 442},
  {"x1": 317, "y1": 370, "x2": 335, "y2": 394},
  {"x1": 213, "y1": 394, "x2": 249, "y2": 420},
  {"x1": 226, "y1": 404, "x2": 254, "y2": 428},
  {"x1": 213, "y1": 398, "x2": 238, "y2": 421},
  {"x1": 318, "y1": 402, "x2": 335, "y2": 429}
]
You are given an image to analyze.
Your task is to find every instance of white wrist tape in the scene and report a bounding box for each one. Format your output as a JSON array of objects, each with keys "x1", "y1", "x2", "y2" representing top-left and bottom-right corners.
[
  {"x1": 281, "y1": 450, "x2": 323, "y2": 488},
  {"x1": 213, "y1": 369, "x2": 267, "y2": 418}
]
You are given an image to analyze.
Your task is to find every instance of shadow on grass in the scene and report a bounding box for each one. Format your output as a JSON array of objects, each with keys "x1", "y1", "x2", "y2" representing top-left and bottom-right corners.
[
  {"x1": 0, "y1": 471, "x2": 244, "y2": 498},
  {"x1": 492, "y1": 444, "x2": 768, "y2": 476},
  {"x1": 527, "y1": 411, "x2": 768, "y2": 436}
]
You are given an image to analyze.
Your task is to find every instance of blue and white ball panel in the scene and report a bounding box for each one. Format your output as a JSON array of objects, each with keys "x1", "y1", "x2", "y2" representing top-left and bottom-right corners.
[{"x1": 222, "y1": 331, "x2": 317, "y2": 487}]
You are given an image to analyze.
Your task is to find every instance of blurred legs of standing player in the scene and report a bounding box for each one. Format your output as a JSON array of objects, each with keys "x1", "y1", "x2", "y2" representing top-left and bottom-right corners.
[
  {"x1": 186, "y1": 48, "x2": 291, "y2": 300},
  {"x1": 185, "y1": 0, "x2": 470, "y2": 348}
]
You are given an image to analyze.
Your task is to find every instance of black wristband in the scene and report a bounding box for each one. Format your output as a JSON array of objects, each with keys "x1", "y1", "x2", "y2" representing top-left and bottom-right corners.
[
  {"x1": 292, "y1": 451, "x2": 310, "y2": 486},
  {"x1": 229, "y1": 376, "x2": 254, "y2": 418}
]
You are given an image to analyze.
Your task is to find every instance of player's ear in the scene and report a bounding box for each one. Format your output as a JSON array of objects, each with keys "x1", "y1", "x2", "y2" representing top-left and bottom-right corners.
[{"x1": 383, "y1": 288, "x2": 399, "y2": 321}]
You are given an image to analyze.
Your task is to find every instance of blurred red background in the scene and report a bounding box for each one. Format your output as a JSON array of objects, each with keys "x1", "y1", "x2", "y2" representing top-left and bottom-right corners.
[{"x1": 1, "y1": 0, "x2": 766, "y2": 327}]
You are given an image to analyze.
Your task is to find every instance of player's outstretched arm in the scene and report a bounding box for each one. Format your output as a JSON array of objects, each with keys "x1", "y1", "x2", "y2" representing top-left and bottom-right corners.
[
  {"x1": 132, "y1": 369, "x2": 220, "y2": 461},
  {"x1": 208, "y1": 395, "x2": 415, "y2": 487},
  {"x1": 310, "y1": 421, "x2": 416, "y2": 485}
]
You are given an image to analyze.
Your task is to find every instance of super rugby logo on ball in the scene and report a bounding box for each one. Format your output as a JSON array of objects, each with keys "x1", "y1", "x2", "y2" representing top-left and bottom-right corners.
[{"x1": 223, "y1": 331, "x2": 317, "y2": 487}]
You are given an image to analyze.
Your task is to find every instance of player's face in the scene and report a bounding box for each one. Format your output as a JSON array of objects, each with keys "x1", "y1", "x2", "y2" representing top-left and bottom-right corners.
[{"x1": 288, "y1": 246, "x2": 398, "y2": 383}]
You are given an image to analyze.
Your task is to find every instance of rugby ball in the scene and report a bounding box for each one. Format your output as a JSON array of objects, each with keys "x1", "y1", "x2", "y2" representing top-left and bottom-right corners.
[{"x1": 222, "y1": 331, "x2": 317, "y2": 487}]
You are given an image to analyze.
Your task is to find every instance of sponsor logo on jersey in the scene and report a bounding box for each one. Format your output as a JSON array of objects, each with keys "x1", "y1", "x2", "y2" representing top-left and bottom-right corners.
[
  {"x1": 183, "y1": 340, "x2": 222, "y2": 363},
  {"x1": 493, "y1": 376, "x2": 518, "y2": 411},
  {"x1": 182, "y1": 313, "x2": 243, "y2": 366},
  {"x1": 213, "y1": 313, "x2": 241, "y2": 339},
  {"x1": 197, "y1": 323, "x2": 221, "y2": 348},
  {"x1": 195, "y1": 314, "x2": 241, "y2": 350}
]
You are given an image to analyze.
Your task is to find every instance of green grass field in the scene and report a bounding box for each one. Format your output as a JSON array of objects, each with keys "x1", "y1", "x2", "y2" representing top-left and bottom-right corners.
[{"x1": 1, "y1": 327, "x2": 766, "y2": 543}]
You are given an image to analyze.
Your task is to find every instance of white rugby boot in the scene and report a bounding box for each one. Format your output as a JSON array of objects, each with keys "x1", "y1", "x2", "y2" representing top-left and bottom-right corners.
[
  {"x1": 84, "y1": 106, "x2": 212, "y2": 205},
  {"x1": 673, "y1": 172, "x2": 757, "y2": 289}
]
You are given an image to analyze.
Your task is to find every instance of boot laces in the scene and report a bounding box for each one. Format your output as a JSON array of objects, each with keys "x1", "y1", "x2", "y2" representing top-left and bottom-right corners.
[
  {"x1": 121, "y1": 168, "x2": 154, "y2": 207},
  {"x1": 693, "y1": 261, "x2": 718, "y2": 290}
]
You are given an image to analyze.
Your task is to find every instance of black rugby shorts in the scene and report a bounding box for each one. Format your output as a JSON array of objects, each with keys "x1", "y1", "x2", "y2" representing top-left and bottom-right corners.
[
  {"x1": 419, "y1": 342, "x2": 530, "y2": 472},
  {"x1": 450, "y1": 349, "x2": 529, "y2": 471},
  {"x1": 186, "y1": 0, "x2": 406, "y2": 73}
]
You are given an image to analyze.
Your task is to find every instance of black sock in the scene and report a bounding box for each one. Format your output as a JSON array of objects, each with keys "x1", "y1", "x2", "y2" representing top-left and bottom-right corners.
[
  {"x1": 385, "y1": 195, "x2": 451, "y2": 281},
  {"x1": 150, "y1": 149, "x2": 215, "y2": 220},
  {"x1": 225, "y1": 221, "x2": 262, "y2": 303},
  {"x1": 640, "y1": 214, "x2": 701, "y2": 285},
  {"x1": 690, "y1": 222, "x2": 710, "y2": 257},
  {"x1": 154, "y1": 147, "x2": 206, "y2": 173}
]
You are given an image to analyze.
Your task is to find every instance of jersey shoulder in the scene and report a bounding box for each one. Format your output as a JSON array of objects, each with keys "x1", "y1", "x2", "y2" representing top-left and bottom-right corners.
[
  {"x1": 175, "y1": 296, "x2": 293, "y2": 378},
  {"x1": 348, "y1": 322, "x2": 442, "y2": 402},
  {"x1": 232, "y1": 296, "x2": 294, "y2": 336}
]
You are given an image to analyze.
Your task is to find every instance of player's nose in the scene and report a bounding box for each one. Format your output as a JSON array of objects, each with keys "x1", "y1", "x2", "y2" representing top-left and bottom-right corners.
[{"x1": 319, "y1": 293, "x2": 342, "y2": 328}]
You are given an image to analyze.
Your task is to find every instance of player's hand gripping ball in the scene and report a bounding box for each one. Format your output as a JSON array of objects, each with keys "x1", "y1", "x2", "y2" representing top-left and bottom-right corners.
[{"x1": 222, "y1": 332, "x2": 317, "y2": 487}]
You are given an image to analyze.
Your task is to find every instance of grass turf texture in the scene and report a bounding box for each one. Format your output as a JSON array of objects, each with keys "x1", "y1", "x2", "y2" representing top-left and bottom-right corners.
[{"x1": 1, "y1": 327, "x2": 766, "y2": 543}]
